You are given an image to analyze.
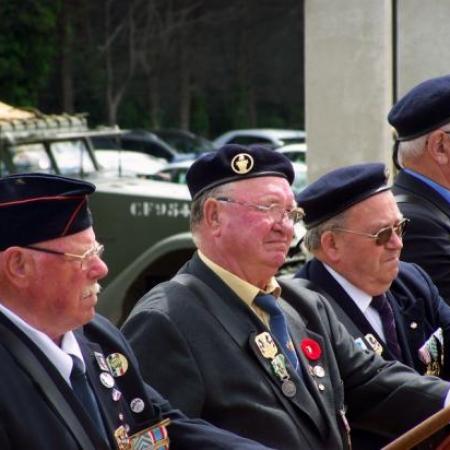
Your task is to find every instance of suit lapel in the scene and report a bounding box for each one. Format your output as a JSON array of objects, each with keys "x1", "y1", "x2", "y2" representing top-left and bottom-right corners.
[
  {"x1": 181, "y1": 256, "x2": 328, "y2": 436},
  {"x1": 75, "y1": 331, "x2": 122, "y2": 447},
  {"x1": 304, "y1": 260, "x2": 396, "y2": 360}
]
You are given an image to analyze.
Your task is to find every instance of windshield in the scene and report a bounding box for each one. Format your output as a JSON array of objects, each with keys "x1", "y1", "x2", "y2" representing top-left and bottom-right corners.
[{"x1": 11, "y1": 139, "x2": 96, "y2": 176}]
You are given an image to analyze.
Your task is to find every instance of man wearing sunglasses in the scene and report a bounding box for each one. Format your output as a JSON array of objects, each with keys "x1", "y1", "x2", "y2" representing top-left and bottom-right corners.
[{"x1": 294, "y1": 162, "x2": 450, "y2": 449}]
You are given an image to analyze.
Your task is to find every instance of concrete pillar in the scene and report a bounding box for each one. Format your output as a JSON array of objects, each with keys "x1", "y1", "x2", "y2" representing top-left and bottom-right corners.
[{"x1": 305, "y1": 0, "x2": 393, "y2": 181}]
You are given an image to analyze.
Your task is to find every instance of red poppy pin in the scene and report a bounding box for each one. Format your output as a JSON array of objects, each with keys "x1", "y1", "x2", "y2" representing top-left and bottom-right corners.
[{"x1": 300, "y1": 338, "x2": 322, "y2": 360}]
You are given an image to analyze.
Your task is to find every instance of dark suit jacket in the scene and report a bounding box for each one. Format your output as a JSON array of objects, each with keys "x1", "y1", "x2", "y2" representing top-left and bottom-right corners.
[
  {"x1": 393, "y1": 169, "x2": 450, "y2": 303},
  {"x1": 0, "y1": 310, "x2": 273, "y2": 450},
  {"x1": 296, "y1": 258, "x2": 450, "y2": 449},
  {"x1": 122, "y1": 252, "x2": 450, "y2": 450}
]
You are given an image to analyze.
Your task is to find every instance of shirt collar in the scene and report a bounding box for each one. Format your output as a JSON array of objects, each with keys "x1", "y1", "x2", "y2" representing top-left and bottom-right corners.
[
  {"x1": 198, "y1": 251, "x2": 281, "y2": 309},
  {"x1": 323, "y1": 263, "x2": 373, "y2": 313},
  {"x1": 404, "y1": 168, "x2": 450, "y2": 204},
  {"x1": 0, "y1": 303, "x2": 85, "y2": 384}
]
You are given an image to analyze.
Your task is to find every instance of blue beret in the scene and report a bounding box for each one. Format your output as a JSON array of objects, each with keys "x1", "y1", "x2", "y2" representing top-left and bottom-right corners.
[
  {"x1": 296, "y1": 163, "x2": 390, "y2": 228},
  {"x1": 388, "y1": 75, "x2": 450, "y2": 140},
  {"x1": 0, "y1": 173, "x2": 95, "y2": 250},
  {"x1": 186, "y1": 144, "x2": 295, "y2": 200}
]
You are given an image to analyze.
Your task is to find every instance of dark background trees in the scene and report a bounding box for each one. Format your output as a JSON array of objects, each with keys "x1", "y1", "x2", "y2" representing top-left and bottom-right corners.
[{"x1": 0, "y1": 0, "x2": 303, "y2": 138}]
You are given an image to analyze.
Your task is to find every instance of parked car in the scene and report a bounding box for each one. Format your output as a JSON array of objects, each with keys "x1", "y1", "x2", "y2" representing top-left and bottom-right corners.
[
  {"x1": 95, "y1": 149, "x2": 165, "y2": 178},
  {"x1": 152, "y1": 129, "x2": 216, "y2": 157},
  {"x1": 275, "y1": 143, "x2": 308, "y2": 194},
  {"x1": 147, "y1": 159, "x2": 193, "y2": 184},
  {"x1": 91, "y1": 129, "x2": 179, "y2": 162},
  {"x1": 0, "y1": 111, "x2": 195, "y2": 325},
  {"x1": 213, "y1": 128, "x2": 306, "y2": 148}
]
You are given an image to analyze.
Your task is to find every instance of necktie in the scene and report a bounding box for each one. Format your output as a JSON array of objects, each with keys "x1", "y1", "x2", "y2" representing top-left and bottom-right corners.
[
  {"x1": 70, "y1": 355, "x2": 107, "y2": 437},
  {"x1": 254, "y1": 293, "x2": 299, "y2": 370},
  {"x1": 371, "y1": 294, "x2": 403, "y2": 360}
]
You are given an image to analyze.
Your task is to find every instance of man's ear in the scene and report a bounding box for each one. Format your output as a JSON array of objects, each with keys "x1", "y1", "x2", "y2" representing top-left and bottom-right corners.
[
  {"x1": 203, "y1": 198, "x2": 221, "y2": 232},
  {"x1": 320, "y1": 230, "x2": 341, "y2": 263},
  {"x1": 428, "y1": 130, "x2": 450, "y2": 165},
  {"x1": 1, "y1": 247, "x2": 34, "y2": 287}
]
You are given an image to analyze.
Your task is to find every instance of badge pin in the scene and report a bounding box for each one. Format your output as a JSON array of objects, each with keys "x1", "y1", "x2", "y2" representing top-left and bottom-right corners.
[
  {"x1": 410, "y1": 322, "x2": 418, "y2": 330},
  {"x1": 107, "y1": 353, "x2": 129, "y2": 377},
  {"x1": 231, "y1": 153, "x2": 254, "y2": 175},
  {"x1": 365, "y1": 333, "x2": 384, "y2": 355},
  {"x1": 130, "y1": 397, "x2": 145, "y2": 413},
  {"x1": 313, "y1": 365, "x2": 325, "y2": 378},
  {"x1": 100, "y1": 371, "x2": 115, "y2": 388},
  {"x1": 317, "y1": 383, "x2": 326, "y2": 391},
  {"x1": 271, "y1": 354, "x2": 289, "y2": 379},
  {"x1": 281, "y1": 380, "x2": 297, "y2": 397},
  {"x1": 114, "y1": 425, "x2": 130, "y2": 450},
  {"x1": 255, "y1": 331, "x2": 279, "y2": 359},
  {"x1": 94, "y1": 352, "x2": 109, "y2": 372},
  {"x1": 112, "y1": 388, "x2": 122, "y2": 402}
]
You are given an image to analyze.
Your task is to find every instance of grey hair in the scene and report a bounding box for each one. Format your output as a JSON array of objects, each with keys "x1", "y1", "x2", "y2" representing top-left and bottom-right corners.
[
  {"x1": 190, "y1": 182, "x2": 235, "y2": 241},
  {"x1": 397, "y1": 122, "x2": 450, "y2": 167},
  {"x1": 397, "y1": 134, "x2": 428, "y2": 167},
  {"x1": 303, "y1": 209, "x2": 349, "y2": 253}
]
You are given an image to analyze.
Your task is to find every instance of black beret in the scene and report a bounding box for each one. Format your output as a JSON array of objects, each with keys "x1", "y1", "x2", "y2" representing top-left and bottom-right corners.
[
  {"x1": 0, "y1": 173, "x2": 95, "y2": 250},
  {"x1": 388, "y1": 74, "x2": 450, "y2": 140},
  {"x1": 186, "y1": 144, "x2": 295, "y2": 200},
  {"x1": 296, "y1": 162, "x2": 390, "y2": 229}
]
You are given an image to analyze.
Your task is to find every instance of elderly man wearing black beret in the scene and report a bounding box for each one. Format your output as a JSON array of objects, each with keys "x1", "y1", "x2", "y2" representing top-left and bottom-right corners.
[
  {"x1": 389, "y1": 74, "x2": 450, "y2": 305},
  {"x1": 0, "y1": 172, "x2": 280, "y2": 450},
  {"x1": 294, "y1": 162, "x2": 450, "y2": 449},
  {"x1": 123, "y1": 145, "x2": 450, "y2": 449}
]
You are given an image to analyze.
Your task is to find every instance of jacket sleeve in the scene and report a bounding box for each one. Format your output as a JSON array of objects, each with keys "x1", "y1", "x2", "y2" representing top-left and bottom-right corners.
[{"x1": 144, "y1": 385, "x2": 276, "y2": 450}]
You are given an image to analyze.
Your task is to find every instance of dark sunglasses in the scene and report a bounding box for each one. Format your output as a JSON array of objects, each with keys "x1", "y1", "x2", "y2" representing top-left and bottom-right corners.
[{"x1": 332, "y1": 218, "x2": 409, "y2": 246}]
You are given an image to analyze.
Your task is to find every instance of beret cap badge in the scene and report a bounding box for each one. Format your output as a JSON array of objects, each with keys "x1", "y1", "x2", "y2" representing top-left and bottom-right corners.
[{"x1": 231, "y1": 153, "x2": 254, "y2": 175}]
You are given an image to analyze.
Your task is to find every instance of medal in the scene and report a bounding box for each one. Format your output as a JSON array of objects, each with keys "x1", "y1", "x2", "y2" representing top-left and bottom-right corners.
[
  {"x1": 281, "y1": 380, "x2": 297, "y2": 397},
  {"x1": 107, "y1": 353, "x2": 129, "y2": 377},
  {"x1": 255, "y1": 332, "x2": 278, "y2": 359},
  {"x1": 365, "y1": 333, "x2": 384, "y2": 355},
  {"x1": 94, "y1": 352, "x2": 109, "y2": 372},
  {"x1": 112, "y1": 388, "x2": 122, "y2": 401},
  {"x1": 130, "y1": 397, "x2": 145, "y2": 413},
  {"x1": 312, "y1": 365, "x2": 325, "y2": 378},
  {"x1": 271, "y1": 354, "x2": 289, "y2": 379},
  {"x1": 100, "y1": 371, "x2": 115, "y2": 388},
  {"x1": 114, "y1": 425, "x2": 130, "y2": 450}
]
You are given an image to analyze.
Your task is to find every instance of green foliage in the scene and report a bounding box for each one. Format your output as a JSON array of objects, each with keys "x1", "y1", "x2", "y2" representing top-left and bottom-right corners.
[
  {"x1": 190, "y1": 92, "x2": 210, "y2": 136},
  {"x1": 0, "y1": 0, "x2": 59, "y2": 107}
]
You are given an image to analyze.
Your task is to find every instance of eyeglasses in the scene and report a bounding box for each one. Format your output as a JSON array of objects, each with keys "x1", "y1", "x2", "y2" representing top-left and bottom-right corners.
[
  {"x1": 332, "y1": 218, "x2": 409, "y2": 246},
  {"x1": 24, "y1": 243, "x2": 105, "y2": 270},
  {"x1": 215, "y1": 197, "x2": 304, "y2": 224}
]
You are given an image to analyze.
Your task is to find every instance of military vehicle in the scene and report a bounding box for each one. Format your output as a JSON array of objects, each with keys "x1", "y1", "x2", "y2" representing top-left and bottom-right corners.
[{"x1": 0, "y1": 107, "x2": 195, "y2": 324}]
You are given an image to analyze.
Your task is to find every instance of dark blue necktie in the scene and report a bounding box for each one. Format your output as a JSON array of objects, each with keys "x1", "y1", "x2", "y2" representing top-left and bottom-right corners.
[
  {"x1": 371, "y1": 294, "x2": 403, "y2": 360},
  {"x1": 70, "y1": 355, "x2": 107, "y2": 438},
  {"x1": 254, "y1": 293, "x2": 299, "y2": 370}
]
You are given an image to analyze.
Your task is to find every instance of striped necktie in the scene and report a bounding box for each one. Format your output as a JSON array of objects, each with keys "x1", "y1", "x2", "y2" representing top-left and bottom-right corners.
[{"x1": 371, "y1": 294, "x2": 403, "y2": 360}]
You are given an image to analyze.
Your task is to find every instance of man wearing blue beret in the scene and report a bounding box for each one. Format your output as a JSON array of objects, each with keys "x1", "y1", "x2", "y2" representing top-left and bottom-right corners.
[
  {"x1": 389, "y1": 74, "x2": 450, "y2": 305},
  {"x1": 123, "y1": 144, "x2": 450, "y2": 449},
  {"x1": 294, "y1": 162, "x2": 450, "y2": 449},
  {"x1": 0, "y1": 172, "x2": 277, "y2": 450}
]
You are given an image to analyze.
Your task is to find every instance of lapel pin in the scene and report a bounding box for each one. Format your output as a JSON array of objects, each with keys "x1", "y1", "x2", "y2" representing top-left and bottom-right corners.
[
  {"x1": 107, "y1": 353, "x2": 129, "y2": 377},
  {"x1": 130, "y1": 397, "x2": 145, "y2": 413},
  {"x1": 100, "y1": 371, "x2": 115, "y2": 388},
  {"x1": 300, "y1": 338, "x2": 322, "y2": 361}
]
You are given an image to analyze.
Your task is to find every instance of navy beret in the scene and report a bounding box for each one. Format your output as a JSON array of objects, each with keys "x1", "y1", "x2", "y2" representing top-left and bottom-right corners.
[
  {"x1": 186, "y1": 144, "x2": 295, "y2": 200},
  {"x1": 296, "y1": 163, "x2": 390, "y2": 229},
  {"x1": 0, "y1": 173, "x2": 95, "y2": 250},
  {"x1": 388, "y1": 74, "x2": 450, "y2": 140}
]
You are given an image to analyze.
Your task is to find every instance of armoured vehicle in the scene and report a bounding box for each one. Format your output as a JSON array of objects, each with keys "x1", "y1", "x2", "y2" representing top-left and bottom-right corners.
[{"x1": 0, "y1": 107, "x2": 195, "y2": 324}]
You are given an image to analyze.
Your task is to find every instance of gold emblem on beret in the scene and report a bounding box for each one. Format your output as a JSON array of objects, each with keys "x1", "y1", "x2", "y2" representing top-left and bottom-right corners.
[{"x1": 231, "y1": 153, "x2": 254, "y2": 175}]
